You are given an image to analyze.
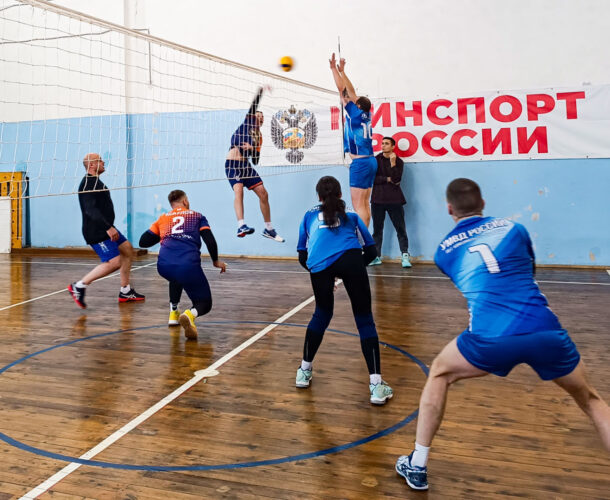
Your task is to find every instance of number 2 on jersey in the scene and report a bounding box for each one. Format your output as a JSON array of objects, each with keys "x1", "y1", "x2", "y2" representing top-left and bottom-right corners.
[
  {"x1": 171, "y1": 216, "x2": 185, "y2": 234},
  {"x1": 468, "y1": 244, "x2": 501, "y2": 273}
]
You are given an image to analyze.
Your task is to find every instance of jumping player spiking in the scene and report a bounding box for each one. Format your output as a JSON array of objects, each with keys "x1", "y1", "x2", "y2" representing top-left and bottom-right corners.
[{"x1": 225, "y1": 86, "x2": 284, "y2": 242}]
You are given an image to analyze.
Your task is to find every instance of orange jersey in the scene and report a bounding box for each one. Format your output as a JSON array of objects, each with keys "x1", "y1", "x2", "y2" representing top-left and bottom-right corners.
[{"x1": 149, "y1": 207, "x2": 209, "y2": 265}]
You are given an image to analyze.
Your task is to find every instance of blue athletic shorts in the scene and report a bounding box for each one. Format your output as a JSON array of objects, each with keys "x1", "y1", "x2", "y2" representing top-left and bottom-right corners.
[
  {"x1": 349, "y1": 156, "x2": 377, "y2": 189},
  {"x1": 457, "y1": 329, "x2": 580, "y2": 380},
  {"x1": 157, "y1": 263, "x2": 211, "y2": 302},
  {"x1": 91, "y1": 231, "x2": 128, "y2": 262},
  {"x1": 225, "y1": 159, "x2": 263, "y2": 190}
]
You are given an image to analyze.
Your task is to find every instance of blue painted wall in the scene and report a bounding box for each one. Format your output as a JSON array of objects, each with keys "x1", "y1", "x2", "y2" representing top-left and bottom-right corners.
[{"x1": 1, "y1": 113, "x2": 608, "y2": 265}]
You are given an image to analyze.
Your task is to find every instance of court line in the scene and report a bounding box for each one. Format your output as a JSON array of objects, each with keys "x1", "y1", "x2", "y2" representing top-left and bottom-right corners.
[
  {"x1": 2, "y1": 319, "x2": 426, "y2": 473},
  {"x1": 0, "y1": 262, "x2": 156, "y2": 312},
  {"x1": 6, "y1": 260, "x2": 609, "y2": 286},
  {"x1": 7, "y1": 260, "x2": 157, "y2": 267},
  {"x1": 19, "y1": 289, "x2": 321, "y2": 499}
]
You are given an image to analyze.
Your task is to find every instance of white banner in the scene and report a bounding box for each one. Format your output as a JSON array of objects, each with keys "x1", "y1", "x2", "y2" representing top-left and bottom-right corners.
[
  {"x1": 324, "y1": 84, "x2": 610, "y2": 162},
  {"x1": 259, "y1": 103, "x2": 343, "y2": 167}
]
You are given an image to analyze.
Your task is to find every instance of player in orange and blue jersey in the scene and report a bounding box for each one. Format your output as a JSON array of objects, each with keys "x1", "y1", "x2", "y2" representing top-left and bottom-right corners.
[
  {"x1": 139, "y1": 190, "x2": 226, "y2": 339},
  {"x1": 225, "y1": 86, "x2": 284, "y2": 242},
  {"x1": 395, "y1": 178, "x2": 610, "y2": 491}
]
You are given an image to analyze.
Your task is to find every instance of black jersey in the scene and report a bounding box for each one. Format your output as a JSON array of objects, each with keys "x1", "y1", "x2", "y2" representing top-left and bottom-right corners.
[{"x1": 78, "y1": 175, "x2": 115, "y2": 245}]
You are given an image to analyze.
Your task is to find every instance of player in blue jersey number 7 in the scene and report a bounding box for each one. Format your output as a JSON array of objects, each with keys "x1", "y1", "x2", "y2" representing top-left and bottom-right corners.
[
  {"x1": 329, "y1": 53, "x2": 376, "y2": 227},
  {"x1": 395, "y1": 178, "x2": 610, "y2": 491}
]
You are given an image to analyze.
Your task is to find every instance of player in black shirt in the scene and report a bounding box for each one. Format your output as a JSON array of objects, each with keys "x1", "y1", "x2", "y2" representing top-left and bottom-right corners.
[{"x1": 67, "y1": 153, "x2": 144, "y2": 308}]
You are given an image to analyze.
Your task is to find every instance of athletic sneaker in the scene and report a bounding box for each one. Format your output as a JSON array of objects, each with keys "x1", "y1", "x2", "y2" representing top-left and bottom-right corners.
[
  {"x1": 262, "y1": 228, "x2": 285, "y2": 242},
  {"x1": 179, "y1": 309, "x2": 197, "y2": 339},
  {"x1": 237, "y1": 224, "x2": 255, "y2": 237},
  {"x1": 295, "y1": 367, "x2": 313, "y2": 388},
  {"x1": 118, "y1": 288, "x2": 145, "y2": 303},
  {"x1": 369, "y1": 256, "x2": 382, "y2": 266},
  {"x1": 396, "y1": 453, "x2": 428, "y2": 490},
  {"x1": 401, "y1": 252, "x2": 412, "y2": 268},
  {"x1": 168, "y1": 309, "x2": 180, "y2": 326},
  {"x1": 68, "y1": 283, "x2": 87, "y2": 309},
  {"x1": 370, "y1": 380, "x2": 393, "y2": 405}
]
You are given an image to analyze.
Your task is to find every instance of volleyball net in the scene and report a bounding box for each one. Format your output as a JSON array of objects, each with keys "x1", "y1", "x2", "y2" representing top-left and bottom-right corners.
[{"x1": 0, "y1": 0, "x2": 342, "y2": 201}]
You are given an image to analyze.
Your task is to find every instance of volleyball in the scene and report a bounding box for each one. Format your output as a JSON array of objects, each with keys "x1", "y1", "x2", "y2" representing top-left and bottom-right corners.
[{"x1": 279, "y1": 56, "x2": 293, "y2": 72}]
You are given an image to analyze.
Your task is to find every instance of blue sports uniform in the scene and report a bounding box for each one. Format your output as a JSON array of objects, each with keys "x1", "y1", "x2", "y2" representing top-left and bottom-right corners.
[
  {"x1": 148, "y1": 207, "x2": 212, "y2": 301},
  {"x1": 297, "y1": 204, "x2": 382, "y2": 377},
  {"x1": 343, "y1": 101, "x2": 377, "y2": 189},
  {"x1": 297, "y1": 205, "x2": 375, "y2": 273},
  {"x1": 91, "y1": 232, "x2": 127, "y2": 262},
  {"x1": 435, "y1": 216, "x2": 579, "y2": 380},
  {"x1": 225, "y1": 90, "x2": 264, "y2": 190}
]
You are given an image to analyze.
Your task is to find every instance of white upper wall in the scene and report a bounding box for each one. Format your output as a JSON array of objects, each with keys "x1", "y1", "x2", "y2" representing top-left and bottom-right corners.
[{"x1": 48, "y1": 0, "x2": 610, "y2": 97}]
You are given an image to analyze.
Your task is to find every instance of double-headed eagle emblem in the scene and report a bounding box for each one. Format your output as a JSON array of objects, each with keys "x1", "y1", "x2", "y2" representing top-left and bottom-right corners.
[{"x1": 270, "y1": 105, "x2": 318, "y2": 164}]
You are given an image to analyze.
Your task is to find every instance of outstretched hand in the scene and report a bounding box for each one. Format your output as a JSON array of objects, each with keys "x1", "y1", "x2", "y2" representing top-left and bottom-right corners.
[
  {"x1": 337, "y1": 57, "x2": 346, "y2": 73},
  {"x1": 262, "y1": 84, "x2": 272, "y2": 94},
  {"x1": 329, "y1": 52, "x2": 337, "y2": 70},
  {"x1": 214, "y1": 260, "x2": 227, "y2": 273}
]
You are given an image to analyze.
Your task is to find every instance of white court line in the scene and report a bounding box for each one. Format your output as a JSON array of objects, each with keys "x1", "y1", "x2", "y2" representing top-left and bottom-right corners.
[
  {"x1": 366, "y1": 272, "x2": 610, "y2": 286},
  {"x1": 19, "y1": 287, "x2": 323, "y2": 499},
  {"x1": 7, "y1": 260, "x2": 609, "y2": 286},
  {"x1": 0, "y1": 262, "x2": 156, "y2": 312},
  {"x1": 7, "y1": 260, "x2": 157, "y2": 267}
]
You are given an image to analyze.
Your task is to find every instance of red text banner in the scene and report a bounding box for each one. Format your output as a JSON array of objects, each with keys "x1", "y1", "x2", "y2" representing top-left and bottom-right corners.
[{"x1": 330, "y1": 84, "x2": 610, "y2": 162}]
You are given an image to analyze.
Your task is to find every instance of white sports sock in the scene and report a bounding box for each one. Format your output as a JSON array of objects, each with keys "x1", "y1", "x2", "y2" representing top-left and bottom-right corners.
[
  {"x1": 170, "y1": 303, "x2": 178, "y2": 311},
  {"x1": 120, "y1": 285, "x2": 131, "y2": 294},
  {"x1": 190, "y1": 308, "x2": 199, "y2": 318},
  {"x1": 412, "y1": 442, "x2": 430, "y2": 467},
  {"x1": 265, "y1": 221, "x2": 273, "y2": 231},
  {"x1": 76, "y1": 280, "x2": 87, "y2": 288},
  {"x1": 300, "y1": 360, "x2": 312, "y2": 371},
  {"x1": 369, "y1": 373, "x2": 382, "y2": 385},
  {"x1": 238, "y1": 219, "x2": 245, "y2": 227}
]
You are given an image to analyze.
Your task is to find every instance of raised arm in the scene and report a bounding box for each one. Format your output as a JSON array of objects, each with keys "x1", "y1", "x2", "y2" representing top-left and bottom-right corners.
[
  {"x1": 329, "y1": 53, "x2": 350, "y2": 105},
  {"x1": 337, "y1": 57, "x2": 358, "y2": 103},
  {"x1": 247, "y1": 87, "x2": 264, "y2": 116}
]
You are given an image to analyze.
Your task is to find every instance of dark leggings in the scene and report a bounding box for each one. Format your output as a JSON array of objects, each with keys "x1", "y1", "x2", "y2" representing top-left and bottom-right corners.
[
  {"x1": 303, "y1": 248, "x2": 381, "y2": 375},
  {"x1": 169, "y1": 280, "x2": 212, "y2": 317}
]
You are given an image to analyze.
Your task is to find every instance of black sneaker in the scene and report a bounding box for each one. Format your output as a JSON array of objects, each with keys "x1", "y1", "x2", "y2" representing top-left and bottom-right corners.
[
  {"x1": 68, "y1": 283, "x2": 87, "y2": 309},
  {"x1": 118, "y1": 288, "x2": 145, "y2": 303}
]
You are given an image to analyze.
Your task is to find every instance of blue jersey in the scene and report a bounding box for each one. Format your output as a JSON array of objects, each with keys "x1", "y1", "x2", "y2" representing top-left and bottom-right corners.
[
  {"x1": 343, "y1": 101, "x2": 373, "y2": 156},
  {"x1": 434, "y1": 216, "x2": 562, "y2": 337},
  {"x1": 149, "y1": 207, "x2": 210, "y2": 267},
  {"x1": 297, "y1": 205, "x2": 375, "y2": 273},
  {"x1": 230, "y1": 113, "x2": 261, "y2": 160}
]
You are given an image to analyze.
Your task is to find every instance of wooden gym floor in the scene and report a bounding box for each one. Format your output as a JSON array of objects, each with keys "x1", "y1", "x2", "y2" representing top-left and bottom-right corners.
[{"x1": 0, "y1": 254, "x2": 608, "y2": 499}]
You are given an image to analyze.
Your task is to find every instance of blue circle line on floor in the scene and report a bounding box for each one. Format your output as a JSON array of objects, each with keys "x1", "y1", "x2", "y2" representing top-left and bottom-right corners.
[{"x1": 0, "y1": 320, "x2": 429, "y2": 471}]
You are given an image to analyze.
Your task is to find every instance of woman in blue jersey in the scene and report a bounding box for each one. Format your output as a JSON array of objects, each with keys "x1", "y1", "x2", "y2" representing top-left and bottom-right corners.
[
  {"x1": 329, "y1": 53, "x2": 376, "y2": 227},
  {"x1": 296, "y1": 176, "x2": 393, "y2": 405}
]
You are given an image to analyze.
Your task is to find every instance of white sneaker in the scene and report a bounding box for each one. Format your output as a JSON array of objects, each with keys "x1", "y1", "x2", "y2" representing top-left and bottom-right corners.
[{"x1": 262, "y1": 228, "x2": 285, "y2": 242}]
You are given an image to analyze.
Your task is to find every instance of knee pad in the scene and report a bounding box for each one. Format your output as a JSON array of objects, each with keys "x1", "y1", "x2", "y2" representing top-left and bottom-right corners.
[
  {"x1": 355, "y1": 313, "x2": 378, "y2": 340},
  {"x1": 308, "y1": 307, "x2": 332, "y2": 333}
]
